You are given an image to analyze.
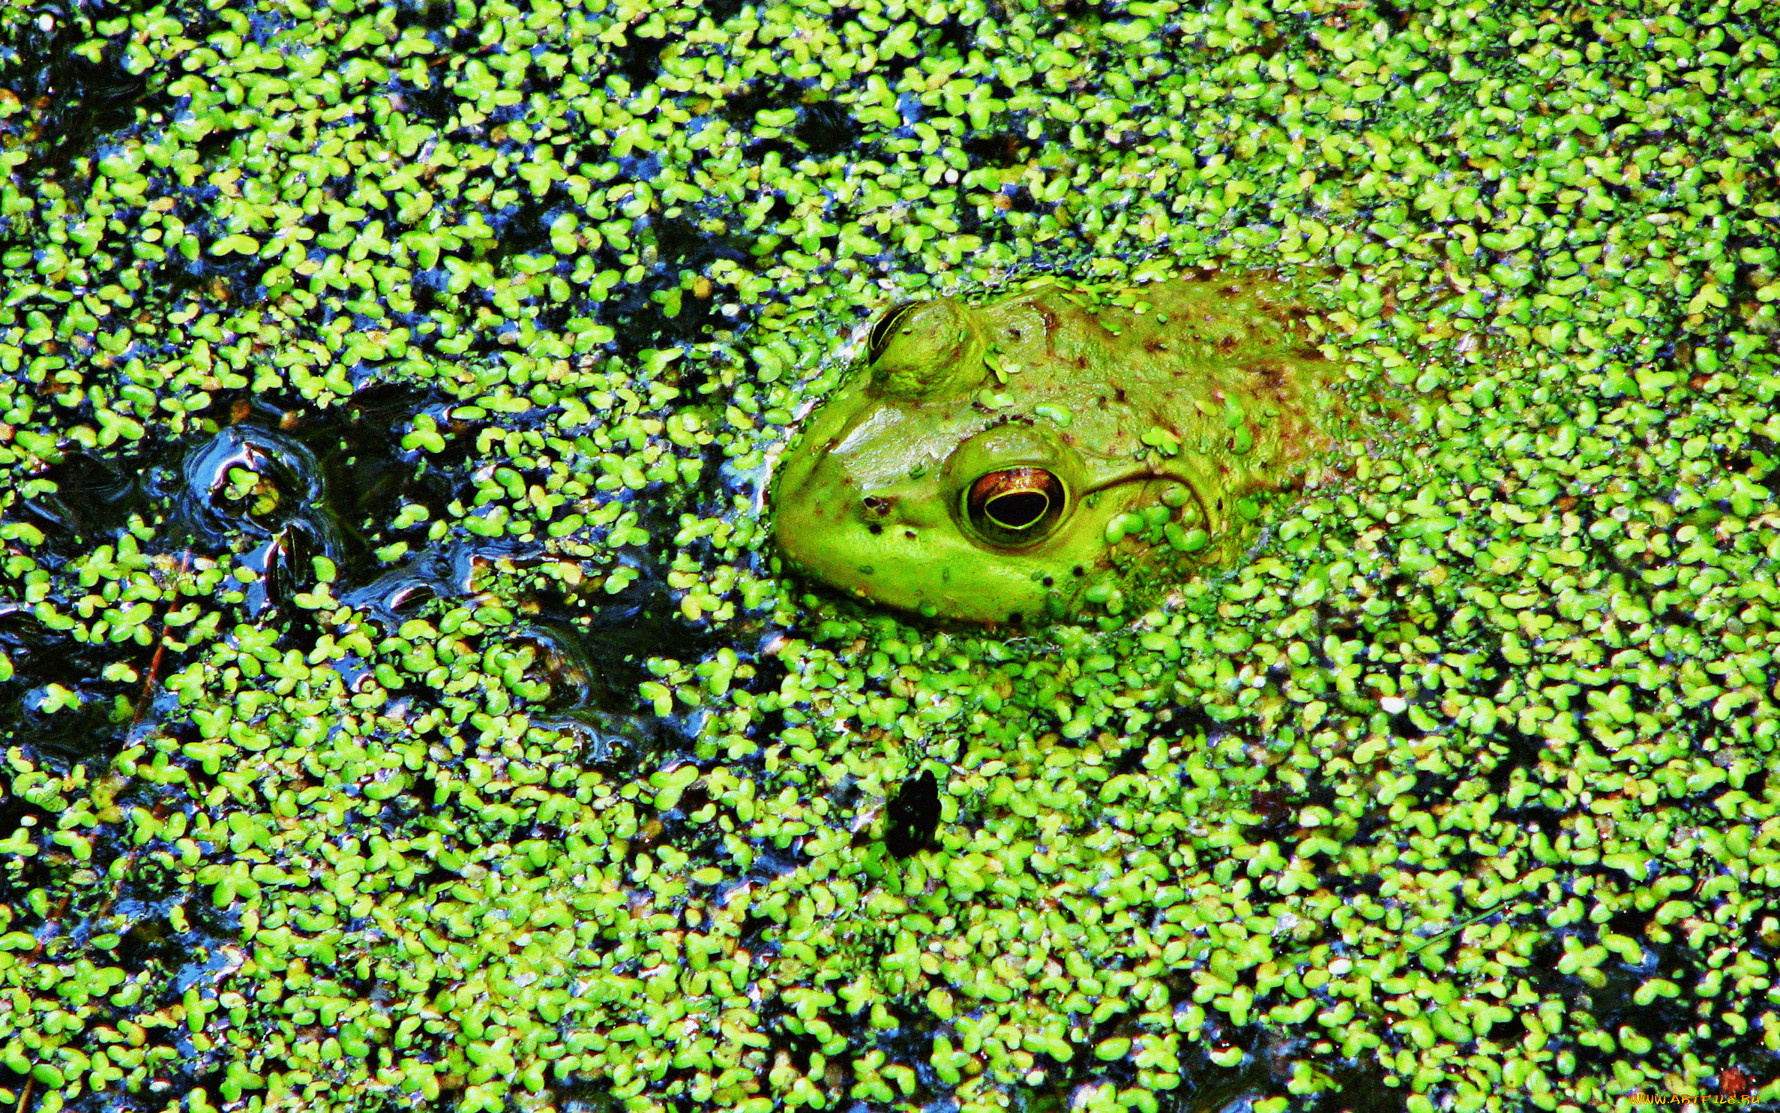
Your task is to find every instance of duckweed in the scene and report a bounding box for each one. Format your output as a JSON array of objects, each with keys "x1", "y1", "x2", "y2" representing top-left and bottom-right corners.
[{"x1": 4, "y1": 0, "x2": 1780, "y2": 1111}]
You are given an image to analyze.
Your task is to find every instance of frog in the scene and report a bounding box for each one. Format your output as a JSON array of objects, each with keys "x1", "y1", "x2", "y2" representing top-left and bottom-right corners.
[{"x1": 769, "y1": 273, "x2": 1346, "y2": 624}]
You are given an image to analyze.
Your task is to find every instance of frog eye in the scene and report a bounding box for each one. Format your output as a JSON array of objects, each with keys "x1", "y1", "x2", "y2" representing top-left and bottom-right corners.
[
  {"x1": 866, "y1": 302, "x2": 918, "y2": 365},
  {"x1": 964, "y1": 468, "x2": 1067, "y2": 546}
]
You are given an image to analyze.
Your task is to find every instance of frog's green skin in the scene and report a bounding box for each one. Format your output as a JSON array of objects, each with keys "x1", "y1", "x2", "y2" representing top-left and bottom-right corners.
[{"x1": 770, "y1": 275, "x2": 1343, "y2": 624}]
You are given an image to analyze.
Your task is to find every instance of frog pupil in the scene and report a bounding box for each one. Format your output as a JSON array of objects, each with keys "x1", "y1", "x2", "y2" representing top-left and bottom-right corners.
[{"x1": 987, "y1": 490, "x2": 1048, "y2": 530}]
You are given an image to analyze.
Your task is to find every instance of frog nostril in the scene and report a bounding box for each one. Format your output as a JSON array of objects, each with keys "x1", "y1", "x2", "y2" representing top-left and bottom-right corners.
[{"x1": 862, "y1": 495, "x2": 894, "y2": 518}]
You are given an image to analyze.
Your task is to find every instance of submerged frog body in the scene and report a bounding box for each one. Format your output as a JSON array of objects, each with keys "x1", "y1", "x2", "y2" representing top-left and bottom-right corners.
[{"x1": 770, "y1": 274, "x2": 1344, "y2": 624}]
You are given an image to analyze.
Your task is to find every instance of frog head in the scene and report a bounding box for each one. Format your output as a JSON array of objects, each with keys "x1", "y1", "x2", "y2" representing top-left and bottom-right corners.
[{"x1": 770, "y1": 297, "x2": 1169, "y2": 624}]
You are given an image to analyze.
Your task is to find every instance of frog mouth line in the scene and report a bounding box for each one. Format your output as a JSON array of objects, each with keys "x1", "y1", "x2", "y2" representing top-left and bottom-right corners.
[
  {"x1": 1079, "y1": 458, "x2": 1222, "y2": 549},
  {"x1": 1158, "y1": 452, "x2": 1231, "y2": 538}
]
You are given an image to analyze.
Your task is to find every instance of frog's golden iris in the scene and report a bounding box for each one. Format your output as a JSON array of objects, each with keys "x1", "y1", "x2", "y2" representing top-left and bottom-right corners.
[
  {"x1": 866, "y1": 303, "x2": 919, "y2": 364},
  {"x1": 770, "y1": 274, "x2": 1344, "y2": 624},
  {"x1": 963, "y1": 468, "x2": 1066, "y2": 547}
]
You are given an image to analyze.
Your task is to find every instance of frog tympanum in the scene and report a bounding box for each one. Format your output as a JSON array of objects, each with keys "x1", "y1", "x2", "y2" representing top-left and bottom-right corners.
[{"x1": 770, "y1": 274, "x2": 1344, "y2": 624}]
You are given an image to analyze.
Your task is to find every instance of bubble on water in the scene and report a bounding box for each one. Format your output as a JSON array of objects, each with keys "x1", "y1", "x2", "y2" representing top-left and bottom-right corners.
[
  {"x1": 178, "y1": 426, "x2": 343, "y2": 611},
  {"x1": 507, "y1": 621, "x2": 607, "y2": 715},
  {"x1": 179, "y1": 425, "x2": 329, "y2": 542}
]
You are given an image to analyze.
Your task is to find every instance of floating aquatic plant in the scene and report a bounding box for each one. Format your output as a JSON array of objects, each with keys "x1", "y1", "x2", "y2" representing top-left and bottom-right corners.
[{"x1": 2, "y1": 0, "x2": 1779, "y2": 1111}]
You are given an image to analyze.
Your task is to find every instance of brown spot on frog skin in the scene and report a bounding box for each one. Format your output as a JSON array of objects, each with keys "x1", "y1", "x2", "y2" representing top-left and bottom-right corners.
[
  {"x1": 1252, "y1": 361, "x2": 1289, "y2": 398},
  {"x1": 1144, "y1": 338, "x2": 1168, "y2": 353}
]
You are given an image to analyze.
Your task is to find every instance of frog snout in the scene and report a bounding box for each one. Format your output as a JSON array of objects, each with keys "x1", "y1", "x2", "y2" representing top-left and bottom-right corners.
[
  {"x1": 857, "y1": 494, "x2": 911, "y2": 535},
  {"x1": 855, "y1": 492, "x2": 946, "y2": 532}
]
